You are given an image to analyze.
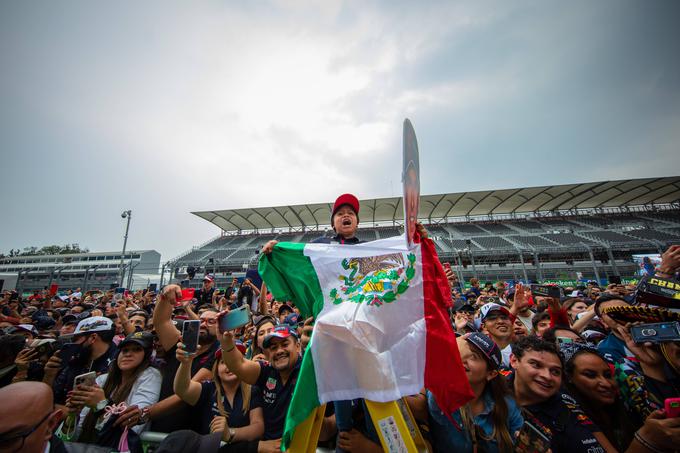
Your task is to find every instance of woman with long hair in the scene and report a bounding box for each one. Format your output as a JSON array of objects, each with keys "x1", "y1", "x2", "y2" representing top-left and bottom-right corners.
[
  {"x1": 428, "y1": 333, "x2": 522, "y2": 452},
  {"x1": 174, "y1": 338, "x2": 264, "y2": 443},
  {"x1": 67, "y1": 331, "x2": 161, "y2": 441},
  {"x1": 562, "y1": 338, "x2": 680, "y2": 452},
  {"x1": 245, "y1": 315, "x2": 276, "y2": 361}
]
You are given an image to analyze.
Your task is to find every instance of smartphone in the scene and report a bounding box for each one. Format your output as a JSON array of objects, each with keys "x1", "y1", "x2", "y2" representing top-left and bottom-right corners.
[
  {"x1": 515, "y1": 420, "x2": 551, "y2": 453},
  {"x1": 218, "y1": 306, "x2": 251, "y2": 333},
  {"x1": 179, "y1": 288, "x2": 195, "y2": 303},
  {"x1": 665, "y1": 398, "x2": 680, "y2": 418},
  {"x1": 113, "y1": 287, "x2": 125, "y2": 303},
  {"x1": 530, "y1": 284, "x2": 562, "y2": 299},
  {"x1": 59, "y1": 343, "x2": 83, "y2": 363},
  {"x1": 484, "y1": 296, "x2": 500, "y2": 304},
  {"x1": 182, "y1": 320, "x2": 200, "y2": 353},
  {"x1": 74, "y1": 371, "x2": 97, "y2": 389},
  {"x1": 33, "y1": 341, "x2": 56, "y2": 357},
  {"x1": 631, "y1": 322, "x2": 680, "y2": 344}
]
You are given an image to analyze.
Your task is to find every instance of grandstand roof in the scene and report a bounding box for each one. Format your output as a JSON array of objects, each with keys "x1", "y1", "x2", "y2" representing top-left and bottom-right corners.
[{"x1": 193, "y1": 176, "x2": 680, "y2": 232}]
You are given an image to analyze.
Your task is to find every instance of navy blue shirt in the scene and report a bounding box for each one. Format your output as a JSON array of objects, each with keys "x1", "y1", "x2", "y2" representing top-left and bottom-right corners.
[
  {"x1": 52, "y1": 343, "x2": 117, "y2": 405},
  {"x1": 193, "y1": 381, "x2": 263, "y2": 435},
  {"x1": 254, "y1": 357, "x2": 301, "y2": 440},
  {"x1": 523, "y1": 392, "x2": 603, "y2": 453},
  {"x1": 151, "y1": 341, "x2": 219, "y2": 433},
  {"x1": 311, "y1": 234, "x2": 362, "y2": 245}
]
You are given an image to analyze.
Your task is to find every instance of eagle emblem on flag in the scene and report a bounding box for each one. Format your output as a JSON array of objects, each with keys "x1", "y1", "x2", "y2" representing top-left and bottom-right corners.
[{"x1": 329, "y1": 252, "x2": 417, "y2": 306}]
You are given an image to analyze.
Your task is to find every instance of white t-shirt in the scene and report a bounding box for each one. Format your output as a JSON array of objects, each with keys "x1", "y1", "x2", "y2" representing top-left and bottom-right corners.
[
  {"x1": 501, "y1": 344, "x2": 512, "y2": 368},
  {"x1": 78, "y1": 366, "x2": 162, "y2": 435}
]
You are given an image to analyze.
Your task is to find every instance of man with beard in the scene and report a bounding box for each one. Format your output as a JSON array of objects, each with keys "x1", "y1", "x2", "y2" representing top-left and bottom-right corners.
[
  {"x1": 145, "y1": 284, "x2": 220, "y2": 432},
  {"x1": 220, "y1": 325, "x2": 302, "y2": 453},
  {"x1": 43, "y1": 316, "x2": 117, "y2": 408}
]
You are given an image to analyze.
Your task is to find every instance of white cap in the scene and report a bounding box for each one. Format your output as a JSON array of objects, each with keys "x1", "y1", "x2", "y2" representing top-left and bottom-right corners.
[
  {"x1": 74, "y1": 316, "x2": 113, "y2": 335},
  {"x1": 17, "y1": 324, "x2": 39, "y2": 335}
]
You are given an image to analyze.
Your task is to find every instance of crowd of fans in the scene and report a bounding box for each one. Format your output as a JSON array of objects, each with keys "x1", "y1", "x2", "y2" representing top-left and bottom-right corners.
[{"x1": 1, "y1": 194, "x2": 679, "y2": 453}]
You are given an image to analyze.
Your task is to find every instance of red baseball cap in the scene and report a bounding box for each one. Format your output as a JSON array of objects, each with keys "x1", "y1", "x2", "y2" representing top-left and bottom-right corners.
[{"x1": 332, "y1": 194, "x2": 360, "y2": 219}]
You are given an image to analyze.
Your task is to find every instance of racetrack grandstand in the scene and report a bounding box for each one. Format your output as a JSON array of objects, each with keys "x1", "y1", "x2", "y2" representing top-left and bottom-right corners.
[{"x1": 171, "y1": 177, "x2": 680, "y2": 286}]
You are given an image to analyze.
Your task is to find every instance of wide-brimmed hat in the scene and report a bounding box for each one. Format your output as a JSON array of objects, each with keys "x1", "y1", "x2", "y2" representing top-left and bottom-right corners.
[{"x1": 600, "y1": 275, "x2": 680, "y2": 324}]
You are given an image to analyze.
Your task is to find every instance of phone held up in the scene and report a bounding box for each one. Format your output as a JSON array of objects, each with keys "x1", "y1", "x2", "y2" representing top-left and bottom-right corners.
[
  {"x1": 530, "y1": 284, "x2": 562, "y2": 299},
  {"x1": 217, "y1": 305, "x2": 251, "y2": 333},
  {"x1": 59, "y1": 342, "x2": 84, "y2": 363},
  {"x1": 182, "y1": 320, "x2": 200, "y2": 353},
  {"x1": 74, "y1": 371, "x2": 97, "y2": 389},
  {"x1": 630, "y1": 321, "x2": 680, "y2": 344}
]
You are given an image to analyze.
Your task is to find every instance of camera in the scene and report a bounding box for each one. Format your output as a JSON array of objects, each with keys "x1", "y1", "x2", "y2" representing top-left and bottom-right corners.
[
  {"x1": 631, "y1": 322, "x2": 680, "y2": 344},
  {"x1": 530, "y1": 284, "x2": 562, "y2": 299}
]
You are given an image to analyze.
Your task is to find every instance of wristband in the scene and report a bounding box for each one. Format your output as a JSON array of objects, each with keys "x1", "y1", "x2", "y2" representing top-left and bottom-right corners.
[
  {"x1": 634, "y1": 431, "x2": 664, "y2": 453},
  {"x1": 95, "y1": 399, "x2": 109, "y2": 412},
  {"x1": 223, "y1": 345, "x2": 235, "y2": 353}
]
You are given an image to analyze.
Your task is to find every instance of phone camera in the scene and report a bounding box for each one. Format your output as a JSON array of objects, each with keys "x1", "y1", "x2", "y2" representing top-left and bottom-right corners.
[{"x1": 641, "y1": 328, "x2": 657, "y2": 337}]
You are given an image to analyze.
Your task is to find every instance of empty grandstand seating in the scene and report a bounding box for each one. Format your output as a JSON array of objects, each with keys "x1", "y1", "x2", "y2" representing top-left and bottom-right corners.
[
  {"x1": 583, "y1": 231, "x2": 642, "y2": 244},
  {"x1": 177, "y1": 249, "x2": 212, "y2": 262},
  {"x1": 620, "y1": 229, "x2": 680, "y2": 243},
  {"x1": 298, "y1": 232, "x2": 324, "y2": 242},
  {"x1": 427, "y1": 225, "x2": 452, "y2": 237},
  {"x1": 543, "y1": 232, "x2": 596, "y2": 246},
  {"x1": 450, "y1": 224, "x2": 487, "y2": 235},
  {"x1": 354, "y1": 229, "x2": 378, "y2": 242},
  {"x1": 479, "y1": 223, "x2": 515, "y2": 234},
  {"x1": 513, "y1": 235, "x2": 558, "y2": 248},
  {"x1": 173, "y1": 210, "x2": 680, "y2": 284},
  {"x1": 472, "y1": 236, "x2": 515, "y2": 249},
  {"x1": 375, "y1": 227, "x2": 402, "y2": 239},
  {"x1": 204, "y1": 249, "x2": 237, "y2": 261},
  {"x1": 228, "y1": 248, "x2": 259, "y2": 262},
  {"x1": 199, "y1": 236, "x2": 233, "y2": 249},
  {"x1": 443, "y1": 238, "x2": 481, "y2": 251},
  {"x1": 537, "y1": 218, "x2": 577, "y2": 229},
  {"x1": 512, "y1": 220, "x2": 544, "y2": 231}
]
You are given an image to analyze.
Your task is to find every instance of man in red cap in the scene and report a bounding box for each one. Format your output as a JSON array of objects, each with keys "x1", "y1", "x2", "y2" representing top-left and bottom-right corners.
[{"x1": 261, "y1": 193, "x2": 362, "y2": 253}]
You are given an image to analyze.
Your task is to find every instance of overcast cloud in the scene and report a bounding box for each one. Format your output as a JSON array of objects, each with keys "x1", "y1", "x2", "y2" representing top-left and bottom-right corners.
[{"x1": 1, "y1": 0, "x2": 679, "y2": 261}]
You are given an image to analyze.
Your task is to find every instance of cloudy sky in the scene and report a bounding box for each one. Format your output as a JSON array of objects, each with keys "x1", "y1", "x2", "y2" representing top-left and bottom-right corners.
[{"x1": 1, "y1": 0, "x2": 679, "y2": 262}]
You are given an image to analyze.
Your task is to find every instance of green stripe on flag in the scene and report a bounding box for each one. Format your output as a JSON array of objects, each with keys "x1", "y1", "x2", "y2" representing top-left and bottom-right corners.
[
  {"x1": 281, "y1": 349, "x2": 320, "y2": 450},
  {"x1": 258, "y1": 242, "x2": 326, "y2": 450},
  {"x1": 258, "y1": 242, "x2": 324, "y2": 319}
]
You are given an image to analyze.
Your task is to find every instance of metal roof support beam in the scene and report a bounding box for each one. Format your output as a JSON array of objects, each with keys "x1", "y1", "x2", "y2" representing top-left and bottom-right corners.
[
  {"x1": 427, "y1": 194, "x2": 447, "y2": 223},
  {"x1": 271, "y1": 207, "x2": 293, "y2": 229},
  {"x1": 442, "y1": 192, "x2": 467, "y2": 219},
  {"x1": 511, "y1": 187, "x2": 552, "y2": 214},
  {"x1": 488, "y1": 188, "x2": 523, "y2": 215},
  {"x1": 287, "y1": 206, "x2": 307, "y2": 230}
]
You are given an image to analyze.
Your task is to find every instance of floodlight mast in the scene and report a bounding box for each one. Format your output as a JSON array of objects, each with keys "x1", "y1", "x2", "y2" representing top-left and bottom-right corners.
[{"x1": 118, "y1": 210, "x2": 132, "y2": 286}]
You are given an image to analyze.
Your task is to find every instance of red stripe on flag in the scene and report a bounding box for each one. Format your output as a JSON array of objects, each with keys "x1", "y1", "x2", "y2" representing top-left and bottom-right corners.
[{"x1": 419, "y1": 234, "x2": 474, "y2": 415}]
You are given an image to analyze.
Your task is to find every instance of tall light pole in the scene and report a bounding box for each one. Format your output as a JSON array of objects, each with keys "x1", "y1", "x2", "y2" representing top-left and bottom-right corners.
[{"x1": 119, "y1": 210, "x2": 132, "y2": 287}]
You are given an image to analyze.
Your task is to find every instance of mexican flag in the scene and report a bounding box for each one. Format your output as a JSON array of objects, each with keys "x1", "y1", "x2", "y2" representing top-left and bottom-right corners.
[{"x1": 259, "y1": 234, "x2": 473, "y2": 450}]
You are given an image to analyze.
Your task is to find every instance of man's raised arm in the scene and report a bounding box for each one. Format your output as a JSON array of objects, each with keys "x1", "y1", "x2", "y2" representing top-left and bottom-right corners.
[
  {"x1": 153, "y1": 284, "x2": 182, "y2": 351},
  {"x1": 219, "y1": 331, "x2": 262, "y2": 386}
]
